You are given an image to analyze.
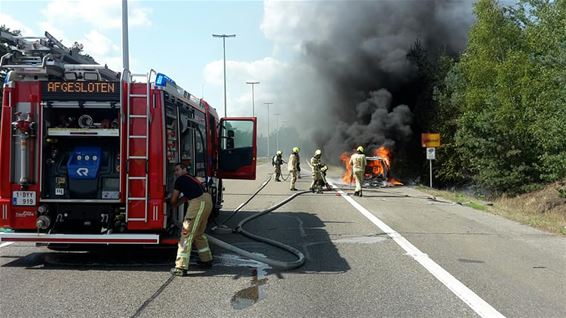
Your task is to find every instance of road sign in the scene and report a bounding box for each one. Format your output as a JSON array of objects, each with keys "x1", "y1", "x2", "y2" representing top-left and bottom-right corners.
[
  {"x1": 426, "y1": 148, "x2": 436, "y2": 160},
  {"x1": 426, "y1": 148, "x2": 436, "y2": 188},
  {"x1": 421, "y1": 133, "x2": 441, "y2": 148}
]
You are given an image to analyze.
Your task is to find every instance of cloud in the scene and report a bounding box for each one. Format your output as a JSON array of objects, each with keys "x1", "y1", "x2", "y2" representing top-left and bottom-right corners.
[
  {"x1": 0, "y1": 13, "x2": 35, "y2": 36},
  {"x1": 77, "y1": 30, "x2": 122, "y2": 69},
  {"x1": 35, "y1": 0, "x2": 152, "y2": 71},
  {"x1": 203, "y1": 57, "x2": 289, "y2": 120},
  {"x1": 41, "y1": 0, "x2": 151, "y2": 31}
]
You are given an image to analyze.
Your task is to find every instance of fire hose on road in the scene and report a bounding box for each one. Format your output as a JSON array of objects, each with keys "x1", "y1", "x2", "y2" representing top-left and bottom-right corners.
[{"x1": 209, "y1": 175, "x2": 311, "y2": 270}]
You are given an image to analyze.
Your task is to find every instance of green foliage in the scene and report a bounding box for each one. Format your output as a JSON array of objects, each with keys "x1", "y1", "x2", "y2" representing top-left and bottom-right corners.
[
  {"x1": 432, "y1": 59, "x2": 471, "y2": 184},
  {"x1": 429, "y1": 0, "x2": 566, "y2": 194}
]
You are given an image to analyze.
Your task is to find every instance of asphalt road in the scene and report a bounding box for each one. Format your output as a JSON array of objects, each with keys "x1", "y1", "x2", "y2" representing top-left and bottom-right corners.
[{"x1": 1, "y1": 162, "x2": 564, "y2": 317}]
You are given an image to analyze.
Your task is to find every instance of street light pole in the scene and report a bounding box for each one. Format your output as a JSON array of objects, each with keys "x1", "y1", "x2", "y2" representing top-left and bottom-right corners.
[
  {"x1": 212, "y1": 34, "x2": 236, "y2": 117},
  {"x1": 274, "y1": 113, "x2": 280, "y2": 151},
  {"x1": 264, "y1": 102, "x2": 273, "y2": 158},
  {"x1": 121, "y1": 0, "x2": 129, "y2": 73},
  {"x1": 246, "y1": 81, "x2": 260, "y2": 117}
]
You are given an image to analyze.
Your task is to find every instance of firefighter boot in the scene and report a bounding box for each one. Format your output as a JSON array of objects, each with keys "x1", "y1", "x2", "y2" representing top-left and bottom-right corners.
[{"x1": 170, "y1": 267, "x2": 188, "y2": 277}]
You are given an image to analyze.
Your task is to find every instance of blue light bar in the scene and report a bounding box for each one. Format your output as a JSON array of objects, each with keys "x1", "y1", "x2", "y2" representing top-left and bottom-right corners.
[{"x1": 155, "y1": 73, "x2": 176, "y2": 87}]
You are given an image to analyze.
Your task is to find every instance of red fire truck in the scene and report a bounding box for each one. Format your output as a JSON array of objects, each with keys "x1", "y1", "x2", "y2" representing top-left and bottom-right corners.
[{"x1": 0, "y1": 32, "x2": 257, "y2": 246}]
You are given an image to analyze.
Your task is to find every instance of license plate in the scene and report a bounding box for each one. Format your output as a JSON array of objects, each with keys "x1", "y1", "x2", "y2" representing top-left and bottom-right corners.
[{"x1": 12, "y1": 191, "x2": 36, "y2": 206}]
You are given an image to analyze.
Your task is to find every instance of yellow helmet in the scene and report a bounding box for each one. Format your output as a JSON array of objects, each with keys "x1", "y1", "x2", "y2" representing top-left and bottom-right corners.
[
  {"x1": 314, "y1": 149, "x2": 322, "y2": 156},
  {"x1": 276, "y1": 150, "x2": 282, "y2": 155},
  {"x1": 292, "y1": 147, "x2": 299, "y2": 153},
  {"x1": 357, "y1": 146, "x2": 364, "y2": 153}
]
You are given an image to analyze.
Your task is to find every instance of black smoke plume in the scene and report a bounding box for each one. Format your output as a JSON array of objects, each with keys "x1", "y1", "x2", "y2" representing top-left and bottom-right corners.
[{"x1": 273, "y1": 1, "x2": 474, "y2": 172}]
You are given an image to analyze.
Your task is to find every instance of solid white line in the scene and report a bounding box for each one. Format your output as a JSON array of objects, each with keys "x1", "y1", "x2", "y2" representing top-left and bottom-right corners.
[
  {"x1": 328, "y1": 180, "x2": 505, "y2": 318},
  {"x1": 0, "y1": 242, "x2": 14, "y2": 248}
]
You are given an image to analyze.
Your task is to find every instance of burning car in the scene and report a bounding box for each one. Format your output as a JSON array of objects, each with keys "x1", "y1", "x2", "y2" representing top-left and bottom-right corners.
[{"x1": 341, "y1": 146, "x2": 402, "y2": 187}]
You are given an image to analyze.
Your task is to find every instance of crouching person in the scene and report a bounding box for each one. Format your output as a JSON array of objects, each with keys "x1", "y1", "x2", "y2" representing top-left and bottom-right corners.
[{"x1": 169, "y1": 163, "x2": 213, "y2": 277}]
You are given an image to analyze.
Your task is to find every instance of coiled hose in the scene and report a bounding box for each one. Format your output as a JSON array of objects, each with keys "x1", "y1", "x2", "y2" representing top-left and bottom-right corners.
[{"x1": 209, "y1": 175, "x2": 311, "y2": 270}]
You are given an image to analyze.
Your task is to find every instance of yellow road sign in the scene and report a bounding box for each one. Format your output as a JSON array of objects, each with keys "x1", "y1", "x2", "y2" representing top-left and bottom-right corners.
[{"x1": 421, "y1": 133, "x2": 441, "y2": 148}]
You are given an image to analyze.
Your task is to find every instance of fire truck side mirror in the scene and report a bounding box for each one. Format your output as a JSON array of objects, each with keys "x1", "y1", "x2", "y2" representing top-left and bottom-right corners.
[
  {"x1": 226, "y1": 137, "x2": 235, "y2": 149},
  {"x1": 226, "y1": 130, "x2": 235, "y2": 149}
]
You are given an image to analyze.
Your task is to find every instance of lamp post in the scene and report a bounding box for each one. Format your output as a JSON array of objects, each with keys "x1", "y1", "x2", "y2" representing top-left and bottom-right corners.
[
  {"x1": 264, "y1": 102, "x2": 273, "y2": 158},
  {"x1": 246, "y1": 81, "x2": 260, "y2": 117},
  {"x1": 274, "y1": 113, "x2": 280, "y2": 151},
  {"x1": 212, "y1": 34, "x2": 236, "y2": 117},
  {"x1": 121, "y1": 0, "x2": 129, "y2": 73}
]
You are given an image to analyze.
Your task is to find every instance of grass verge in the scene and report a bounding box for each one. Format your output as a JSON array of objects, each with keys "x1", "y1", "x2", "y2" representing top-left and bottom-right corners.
[{"x1": 418, "y1": 182, "x2": 566, "y2": 236}]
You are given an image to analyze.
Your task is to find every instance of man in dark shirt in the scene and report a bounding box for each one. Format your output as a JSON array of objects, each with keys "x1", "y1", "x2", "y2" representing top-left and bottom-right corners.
[{"x1": 169, "y1": 163, "x2": 213, "y2": 277}]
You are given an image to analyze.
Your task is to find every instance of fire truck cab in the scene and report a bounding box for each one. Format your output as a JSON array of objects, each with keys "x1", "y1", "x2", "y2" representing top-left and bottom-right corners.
[{"x1": 0, "y1": 32, "x2": 257, "y2": 245}]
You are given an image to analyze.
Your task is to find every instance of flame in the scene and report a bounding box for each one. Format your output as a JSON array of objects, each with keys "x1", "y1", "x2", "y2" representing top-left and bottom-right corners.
[
  {"x1": 389, "y1": 179, "x2": 404, "y2": 186},
  {"x1": 340, "y1": 152, "x2": 354, "y2": 183},
  {"x1": 340, "y1": 146, "x2": 403, "y2": 186},
  {"x1": 367, "y1": 147, "x2": 390, "y2": 178}
]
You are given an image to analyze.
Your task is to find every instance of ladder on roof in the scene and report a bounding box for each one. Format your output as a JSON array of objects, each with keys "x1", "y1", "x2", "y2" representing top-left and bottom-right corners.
[
  {"x1": 125, "y1": 69, "x2": 156, "y2": 223},
  {"x1": 0, "y1": 31, "x2": 117, "y2": 80}
]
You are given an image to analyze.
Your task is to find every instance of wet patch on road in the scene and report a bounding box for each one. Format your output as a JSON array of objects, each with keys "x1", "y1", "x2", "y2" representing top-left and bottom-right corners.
[
  {"x1": 214, "y1": 253, "x2": 271, "y2": 310},
  {"x1": 231, "y1": 267, "x2": 269, "y2": 310}
]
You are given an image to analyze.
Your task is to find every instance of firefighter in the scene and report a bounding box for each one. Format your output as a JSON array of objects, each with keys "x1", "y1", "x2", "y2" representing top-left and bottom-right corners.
[
  {"x1": 288, "y1": 147, "x2": 300, "y2": 191},
  {"x1": 169, "y1": 163, "x2": 213, "y2": 277},
  {"x1": 320, "y1": 164, "x2": 332, "y2": 191},
  {"x1": 349, "y1": 146, "x2": 367, "y2": 197},
  {"x1": 272, "y1": 150, "x2": 285, "y2": 182},
  {"x1": 296, "y1": 147, "x2": 302, "y2": 179},
  {"x1": 309, "y1": 149, "x2": 327, "y2": 194}
]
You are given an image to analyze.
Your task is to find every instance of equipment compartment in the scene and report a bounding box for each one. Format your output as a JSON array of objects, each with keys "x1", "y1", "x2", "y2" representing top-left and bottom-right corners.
[{"x1": 41, "y1": 107, "x2": 121, "y2": 201}]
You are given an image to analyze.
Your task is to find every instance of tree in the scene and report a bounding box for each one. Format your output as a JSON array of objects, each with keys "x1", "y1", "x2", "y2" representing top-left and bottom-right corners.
[
  {"x1": 431, "y1": 58, "x2": 471, "y2": 185},
  {"x1": 515, "y1": 0, "x2": 566, "y2": 182},
  {"x1": 433, "y1": 0, "x2": 566, "y2": 194},
  {"x1": 455, "y1": 0, "x2": 540, "y2": 194}
]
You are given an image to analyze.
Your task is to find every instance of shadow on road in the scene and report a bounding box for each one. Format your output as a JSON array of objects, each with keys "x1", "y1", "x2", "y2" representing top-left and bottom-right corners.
[{"x1": 1, "y1": 211, "x2": 351, "y2": 277}]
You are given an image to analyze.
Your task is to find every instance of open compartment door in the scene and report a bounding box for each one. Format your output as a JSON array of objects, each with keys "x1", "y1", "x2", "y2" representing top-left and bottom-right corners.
[{"x1": 218, "y1": 117, "x2": 256, "y2": 180}]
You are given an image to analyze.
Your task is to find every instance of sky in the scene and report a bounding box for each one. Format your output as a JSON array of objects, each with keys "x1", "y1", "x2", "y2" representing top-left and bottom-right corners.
[{"x1": 0, "y1": 0, "x2": 292, "y2": 135}]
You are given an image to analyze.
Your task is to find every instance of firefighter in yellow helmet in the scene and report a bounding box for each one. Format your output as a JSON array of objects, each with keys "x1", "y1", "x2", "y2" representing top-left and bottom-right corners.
[
  {"x1": 288, "y1": 147, "x2": 300, "y2": 190},
  {"x1": 349, "y1": 146, "x2": 367, "y2": 197},
  {"x1": 310, "y1": 149, "x2": 327, "y2": 193},
  {"x1": 272, "y1": 150, "x2": 285, "y2": 182}
]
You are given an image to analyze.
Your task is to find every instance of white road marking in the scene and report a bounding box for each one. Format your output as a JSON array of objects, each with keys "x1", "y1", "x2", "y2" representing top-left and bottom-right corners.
[
  {"x1": 328, "y1": 179, "x2": 505, "y2": 318},
  {"x1": 0, "y1": 242, "x2": 14, "y2": 248}
]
